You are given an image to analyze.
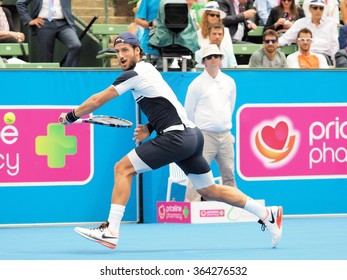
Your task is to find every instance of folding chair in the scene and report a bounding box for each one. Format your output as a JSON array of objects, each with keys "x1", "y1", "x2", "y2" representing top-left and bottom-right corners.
[{"x1": 166, "y1": 163, "x2": 222, "y2": 201}]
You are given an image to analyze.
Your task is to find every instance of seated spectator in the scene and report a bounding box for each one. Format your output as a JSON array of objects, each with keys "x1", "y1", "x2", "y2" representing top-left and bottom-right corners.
[
  {"x1": 217, "y1": 0, "x2": 257, "y2": 44},
  {"x1": 186, "y1": 0, "x2": 205, "y2": 30},
  {"x1": 197, "y1": 1, "x2": 233, "y2": 50},
  {"x1": 335, "y1": 47, "x2": 347, "y2": 67},
  {"x1": 0, "y1": 6, "x2": 25, "y2": 43},
  {"x1": 286, "y1": 28, "x2": 329, "y2": 68},
  {"x1": 249, "y1": 29, "x2": 287, "y2": 67},
  {"x1": 264, "y1": 0, "x2": 305, "y2": 36},
  {"x1": 254, "y1": 0, "x2": 278, "y2": 26},
  {"x1": 278, "y1": 0, "x2": 339, "y2": 65},
  {"x1": 302, "y1": 0, "x2": 340, "y2": 25},
  {"x1": 341, "y1": 0, "x2": 347, "y2": 25},
  {"x1": 195, "y1": 23, "x2": 237, "y2": 68}
]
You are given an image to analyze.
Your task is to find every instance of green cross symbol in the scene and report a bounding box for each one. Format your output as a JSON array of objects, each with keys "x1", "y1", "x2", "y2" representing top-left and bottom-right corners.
[
  {"x1": 35, "y1": 123, "x2": 77, "y2": 168},
  {"x1": 183, "y1": 206, "x2": 190, "y2": 218}
]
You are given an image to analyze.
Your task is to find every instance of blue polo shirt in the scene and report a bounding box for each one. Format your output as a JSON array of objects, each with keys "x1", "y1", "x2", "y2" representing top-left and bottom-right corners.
[{"x1": 135, "y1": 0, "x2": 160, "y2": 56}]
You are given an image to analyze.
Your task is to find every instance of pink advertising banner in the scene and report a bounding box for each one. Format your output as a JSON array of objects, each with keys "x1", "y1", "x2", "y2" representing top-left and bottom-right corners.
[
  {"x1": 157, "y1": 202, "x2": 191, "y2": 223},
  {"x1": 237, "y1": 103, "x2": 347, "y2": 180},
  {"x1": 0, "y1": 106, "x2": 93, "y2": 186}
]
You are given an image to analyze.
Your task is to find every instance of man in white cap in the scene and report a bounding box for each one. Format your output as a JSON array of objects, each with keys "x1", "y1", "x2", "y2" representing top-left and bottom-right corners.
[
  {"x1": 278, "y1": 0, "x2": 339, "y2": 65},
  {"x1": 59, "y1": 32, "x2": 283, "y2": 250},
  {"x1": 184, "y1": 44, "x2": 237, "y2": 202},
  {"x1": 302, "y1": 0, "x2": 340, "y2": 25}
]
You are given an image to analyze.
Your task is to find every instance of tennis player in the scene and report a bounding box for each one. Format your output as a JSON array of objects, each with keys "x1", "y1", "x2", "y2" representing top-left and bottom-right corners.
[{"x1": 59, "y1": 32, "x2": 283, "y2": 249}]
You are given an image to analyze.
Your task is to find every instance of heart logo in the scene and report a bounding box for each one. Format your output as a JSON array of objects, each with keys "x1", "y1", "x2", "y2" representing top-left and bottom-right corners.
[{"x1": 261, "y1": 121, "x2": 289, "y2": 150}]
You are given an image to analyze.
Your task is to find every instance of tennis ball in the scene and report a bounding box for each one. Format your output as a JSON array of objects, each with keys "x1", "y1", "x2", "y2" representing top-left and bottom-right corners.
[{"x1": 4, "y1": 112, "x2": 16, "y2": 125}]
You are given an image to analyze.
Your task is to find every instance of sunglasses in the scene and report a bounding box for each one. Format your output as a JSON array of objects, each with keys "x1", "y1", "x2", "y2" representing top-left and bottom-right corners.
[
  {"x1": 297, "y1": 38, "x2": 313, "y2": 42},
  {"x1": 311, "y1": 6, "x2": 324, "y2": 10},
  {"x1": 264, "y1": 39, "x2": 278, "y2": 44},
  {"x1": 205, "y1": 54, "x2": 222, "y2": 60},
  {"x1": 281, "y1": 0, "x2": 293, "y2": 2},
  {"x1": 208, "y1": 13, "x2": 220, "y2": 18}
]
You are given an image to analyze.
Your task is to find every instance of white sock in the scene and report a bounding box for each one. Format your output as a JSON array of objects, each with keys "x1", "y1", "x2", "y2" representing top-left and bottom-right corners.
[
  {"x1": 243, "y1": 197, "x2": 268, "y2": 220},
  {"x1": 107, "y1": 204, "x2": 125, "y2": 234}
]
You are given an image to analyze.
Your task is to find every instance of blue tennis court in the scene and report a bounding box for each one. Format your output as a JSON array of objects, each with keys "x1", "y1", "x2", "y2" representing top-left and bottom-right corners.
[{"x1": 1, "y1": 216, "x2": 346, "y2": 260}]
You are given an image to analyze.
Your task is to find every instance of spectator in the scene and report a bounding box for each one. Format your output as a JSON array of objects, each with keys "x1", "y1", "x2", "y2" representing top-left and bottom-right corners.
[
  {"x1": 278, "y1": 0, "x2": 339, "y2": 65},
  {"x1": 249, "y1": 29, "x2": 287, "y2": 67},
  {"x1": 254, "y1": 0, "x2": 278, "y2": 26},
  {"x1": 197, "y1": 1, "x2": 233, "y2": 50},
  {"x1": 302, "y1": 0, "x2": 340, "y2": 25},
  {"x1": 286, "y1": 27, "x2": 329, "y2": 68},
  {"x1": 135, "y1": 0, "x2": 160, "y2": 65},
  {"x1": 184, "y1": 44, "x2": 237, "y2": 202},
  {"x1": 335, "y1": 47, "x2": 347, "y2": 67},
  {"x1": 195, "y1": 23, "x2": 237, "y2": 68},
  {"x1": 186, "y1": 0, "x2": 205, "y2": 30},
  {"x1": 0, "y1": 6, "x2": 25, "y2": 43},
  {"x1": 341, "y1": 0, "x2": 347, "y2": 25},
  {"x1": 264, "y1": 0, "x2": 305, "y2": 36},
  {"x1": 16, "y1": 0, "x2": 81, "y2": 67},
  {"x1": 128, "y1": 0, "x2": 144, "y2": 41},
  {"x1": 217, "y1": 0, "x2": 257, "y2": 44}
]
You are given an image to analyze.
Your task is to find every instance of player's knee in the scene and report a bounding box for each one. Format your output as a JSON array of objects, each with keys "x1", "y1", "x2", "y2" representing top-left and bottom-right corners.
[{"x1": 114, "y1": 161, "x2": 136, "y2": 178}]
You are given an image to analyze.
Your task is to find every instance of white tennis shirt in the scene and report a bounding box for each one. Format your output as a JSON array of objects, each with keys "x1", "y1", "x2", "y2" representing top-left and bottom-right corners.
[{"x1": 184, "y1": 69, "x2": 236, "y2": 132}]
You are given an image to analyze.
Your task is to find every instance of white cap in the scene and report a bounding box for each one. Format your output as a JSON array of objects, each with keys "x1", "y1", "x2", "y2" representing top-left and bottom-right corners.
[
  {"x1": 201, "y1": 44, "x2": 224, "y2": 63},
  {"x1": 198, "y1": 1, "x2": 227, "y2": 19},
  {"x1": 309, "y1": 0, "x2": 326, "y2": 7}
]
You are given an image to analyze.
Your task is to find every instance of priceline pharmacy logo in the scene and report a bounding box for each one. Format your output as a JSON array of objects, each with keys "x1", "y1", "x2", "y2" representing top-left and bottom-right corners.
[
  {"x1": 0, "y1": 107, "x2": 93, "y2": 186},
  {"x1": 237, "y1": 104, "x2": 347, "y2": 180},
  {"x1": 253, "y1": 118, "x2": 298, "y2": 167}
]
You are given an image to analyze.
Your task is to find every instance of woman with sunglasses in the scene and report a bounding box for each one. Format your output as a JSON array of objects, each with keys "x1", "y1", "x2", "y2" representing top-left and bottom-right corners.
[
  {"x1": 264, "y1": 0, "x2": 305, "y2": 36},
  {"x1": 197, "y1": 1, "x2": 233, "y2": 50}
]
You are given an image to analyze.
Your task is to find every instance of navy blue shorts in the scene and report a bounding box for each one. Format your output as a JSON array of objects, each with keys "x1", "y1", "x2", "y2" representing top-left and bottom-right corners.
[{"x1": 130, "y1": 127, "x2": 211, "y2": 175}]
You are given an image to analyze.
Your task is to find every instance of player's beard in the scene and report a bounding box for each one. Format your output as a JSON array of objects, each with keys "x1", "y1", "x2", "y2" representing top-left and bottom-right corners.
[{"x1": 121, "y1": 55, "x2": 137, "y2": 70}]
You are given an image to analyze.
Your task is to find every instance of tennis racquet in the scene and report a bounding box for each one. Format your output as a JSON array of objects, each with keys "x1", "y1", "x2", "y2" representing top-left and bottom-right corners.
[{"x1": 60, "y1": 115, "x2": 133, "y2": 128}]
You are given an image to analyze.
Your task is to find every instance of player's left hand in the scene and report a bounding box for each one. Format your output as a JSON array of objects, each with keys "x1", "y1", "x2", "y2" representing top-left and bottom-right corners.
[{"x1": 133, "y1": 124, "x2": 150, "y2": 144}]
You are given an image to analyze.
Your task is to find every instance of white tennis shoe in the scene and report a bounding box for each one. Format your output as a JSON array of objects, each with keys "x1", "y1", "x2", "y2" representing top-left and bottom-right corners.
[
  {"x1": 74, "y1": 221, "x2": 119, "y2": 249},
  {"x1": 259, "y1": 206, "x2": 283, "y2": 248}
]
